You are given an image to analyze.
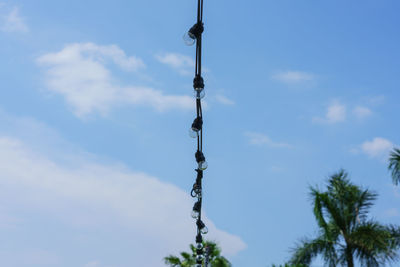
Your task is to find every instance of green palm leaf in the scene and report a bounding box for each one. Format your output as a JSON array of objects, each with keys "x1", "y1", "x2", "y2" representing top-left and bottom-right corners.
[{"x1": 389, "y1": 148, "x2": 400, "y2": 185}]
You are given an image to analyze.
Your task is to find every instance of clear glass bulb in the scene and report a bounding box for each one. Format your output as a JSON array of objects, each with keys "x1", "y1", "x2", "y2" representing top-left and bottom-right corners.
[
  {"x1": 196, "y1": 255, "x2": 204, "y2": 261},
  {"x1": 196, "y1": 242, "x2": 203, "y2": 250},
  {"x1": 183, "y1": 32, "x2": 196, "y2": 46},
  {"x1": 194, "y1": 89, "x2": 205, "y2": 99},
  {"x1": 198, "y1": 161, "x2": 208, "y2": 170},
  {"x1": 193, "y1": 189, "x2": 202, "y2": 198},
  {"x1": 189, "y1": 127, "x2": 199, "y2": 138},
  {"x1": 191, "y1": 210, "x2": 200, "y2": 219},
  {"x1": 200, "y1": 226, "x2": 208, "y2": 235}
]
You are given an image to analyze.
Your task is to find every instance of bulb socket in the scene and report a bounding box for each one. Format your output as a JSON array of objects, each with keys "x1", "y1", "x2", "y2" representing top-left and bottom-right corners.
[
  {"x1": 191, "y1": 117, "x2": 203, "y2": 132},
  {"x1": 193, "y1": 75, "x2": 204, "y2": 91},
  {"x1": 196, "y1": 233, "x2": 203, "y2": 244},
  {"x1": 189, "y1": 22, "x2": 204, "y2": 39},
  {"x1": 195, "y1": 150, "x2": 206, "y2": 164},
  {"x1": 196, "y1": 219, "x2": 206, "y2": 230},
  {"x1": 193, "y1": 201, "x2": 201, "y2": 213}
]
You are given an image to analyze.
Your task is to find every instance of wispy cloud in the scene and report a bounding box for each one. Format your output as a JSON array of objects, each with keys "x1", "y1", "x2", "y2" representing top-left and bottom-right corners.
[
  {"x1": 353, "y1": 106, "x2": 372, "y2": 119},
  {"x1": 37, "y1": 43, "x2": 193, "y2": 117},
  {"x1": 366, "y1": 95, "x2": 385, "y2": 106},
  {"x1": 1, "y1": 6, "x2": 28, "y2": 33},
  {"x1": 215, "y1": 94, "x2": 235, "y2": 105},
  {"x1": 360, "y1": 137, "x2": 393, "y2": 159},
  {"x1": 155, "y1": 53, "x2": 195, "y2": 76},
  {"x1": 313, "y1": 101, "x2": 346, "y2": 124},
  {"x1": 272, "y1": 71, "x2": 315, "y2": 84},
  {"x1": 245, "y1": 132, "x2": 292, "y2": 148}
]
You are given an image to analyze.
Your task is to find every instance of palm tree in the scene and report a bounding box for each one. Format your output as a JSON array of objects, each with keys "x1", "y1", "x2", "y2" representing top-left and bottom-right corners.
[
  {"x1": 164, "y1": 241, "x2": 231, "y2": 267},
  {"x1": 289, "y1": 170, "x2": 400, "y2": 267},
  {"x1": 388, "y1": 148, "x2": 400, "y2": 185}
]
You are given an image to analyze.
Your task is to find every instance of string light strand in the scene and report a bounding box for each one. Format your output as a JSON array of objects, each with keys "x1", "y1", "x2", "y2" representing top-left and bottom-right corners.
[{"x1": 184, "y1": 0, "x2": 207, "y2": 266}]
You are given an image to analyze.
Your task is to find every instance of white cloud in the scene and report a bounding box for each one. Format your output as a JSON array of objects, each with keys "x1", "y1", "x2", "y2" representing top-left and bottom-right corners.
[
  {"x1": 313, "y1": 102, "x2": 346, "y2": 124},
  {"x1": 37, "y1": 43, "x2": 193, "y2": 117},
  {"x1": 0, "y1": 133, "x2": 245, "y2": 266},
  {"x1": 245, "y1": 132, "x2": 292, "y2": 148},
  {"x1": 155, "y1": 53, "x2": 195, "y2": 76},
  {"x1": 215, "y1": 94, "x2": 235, "y2": 105},
  {"x1": 1, "y1": 6, "x2": 28, "y2": 33},
  {"x1": 361, "y1": 137, "x2": 393, "y2": 159},
  {"x1": 272, "y1": 71, "x2": 315, "y2": 84},
  {"x1": 353, "y1": 106, "x2": 372, "y2": 119}
]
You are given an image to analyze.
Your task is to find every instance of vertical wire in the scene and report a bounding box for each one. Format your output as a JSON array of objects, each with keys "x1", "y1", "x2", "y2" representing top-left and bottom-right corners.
[
  {"x1": 197, "y1": 0, "x2": 201, "y2": 23},
  {"x1": 195, "y1": 44, "x2": 198, "y2": 76},
  {"x1": 200, "y1": 0, "x2": 204, "y2": 22},
  {"x1": 192, "y1": 0, "x2": 205, "y2": 260}
]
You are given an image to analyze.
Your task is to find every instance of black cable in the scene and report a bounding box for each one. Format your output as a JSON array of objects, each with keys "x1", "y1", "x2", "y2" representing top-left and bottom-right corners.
[
  {"x1": 197, "y1": 0, "x2": 201, "y2": 23},
  {"x1": 200, "y1": 0, "x2": 204, "y2": 22},
  {"x1": 187, "y1": 0, "x2": 207, "y2": 265}
]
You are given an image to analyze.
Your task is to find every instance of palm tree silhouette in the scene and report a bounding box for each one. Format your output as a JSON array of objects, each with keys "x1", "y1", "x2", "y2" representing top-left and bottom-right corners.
[
  {"x1": 290, "y1": 170, "x2": 400, "y2": 267},
  {"x1": 389, "y1": 148, "x2": 400, "y2": 185}
]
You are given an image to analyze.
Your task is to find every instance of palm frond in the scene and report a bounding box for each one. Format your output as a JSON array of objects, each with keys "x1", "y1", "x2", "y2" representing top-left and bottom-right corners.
[
  {"x1": 350, "y1": 221, "x2": 399, "y2": 266},
  {"x1": 212, "y1": 256, "x2": 232, "y2": 267},
  {"x1": 354, "y1": 189, "x2": 377, "y2": 222},
  {"x1": 164, "y1": 255, "x2": 182, "y2": 266},
  {"x1": 318, "y1": 192, "x2": 347, "y2": 234},
  {"x1": 388, "y1": 148, "x2": 400, "y2": 185},
  {"x1": 310, "y1": 187, "x2": 329, "y2": 233},
  {"x1": 289, "y1": 236, "x2": 337, "y2": 266}
]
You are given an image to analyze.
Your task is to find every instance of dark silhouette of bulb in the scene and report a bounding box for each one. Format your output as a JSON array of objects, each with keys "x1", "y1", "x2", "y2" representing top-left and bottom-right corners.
[{"x1": 189, "y1": 117, "x2": 203, "y2": 138}]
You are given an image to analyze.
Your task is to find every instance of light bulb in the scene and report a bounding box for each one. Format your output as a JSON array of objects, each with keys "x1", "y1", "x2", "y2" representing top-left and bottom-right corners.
[
  {"x1": 189, "y1": 117, "x2": 203, "y2": 138},
  {"x1": 197, "y1": 220, "x2": 209, "y2": 235},
  {"x1": 192, "y1": 201, "x2": 201, "y2": 219},
  {"x1": 196, "y1": 264, "x2": 202, "y2": 267},
  {"x1": 191, "y1": 210, "x2": 200, "y2": 219},
  {"x1": 183, "y1": 31, "x2": 196, "y2": 46},
  {"x1": 194, "y1": 89, "x2": 205, "y2": 99},
  {"x1": 196, "y1": 255, "x2": 204, "y2": 261},
  {"x1": 198, "y1": 161, "x2": 208, "y2": 170},
  {"x1": 189, "y1": 127, "x2": 199, "y2": 138},
  {"x1": 193, "y1": 191, "x2": 201, "y2": 198},
  {"x1": 200, "y1": 226, "x2": 209, "y2": 235},
  {"x1": 196, "y1": 243, "x2": 203, "y2": 250}
]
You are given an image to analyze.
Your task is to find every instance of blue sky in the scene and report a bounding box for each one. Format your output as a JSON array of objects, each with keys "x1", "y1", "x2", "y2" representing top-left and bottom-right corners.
[{"x1": 0, "y1": 1, "x2": 399, "y2": 266}]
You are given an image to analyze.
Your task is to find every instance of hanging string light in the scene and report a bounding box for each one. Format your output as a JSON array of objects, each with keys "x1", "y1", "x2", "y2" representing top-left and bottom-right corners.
[{"x1": 184, "y1": 0, "x2": 208, "y2": 266}]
